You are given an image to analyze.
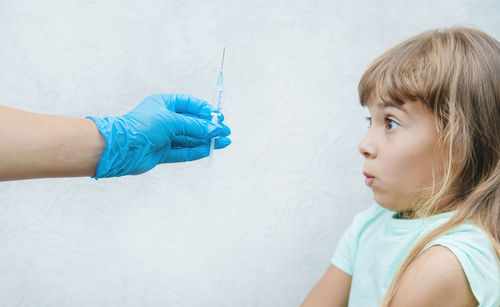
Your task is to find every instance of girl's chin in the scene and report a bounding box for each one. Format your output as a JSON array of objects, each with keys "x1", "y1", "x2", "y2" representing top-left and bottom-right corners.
[{"x1": 373, "y1": 193, "x2": 408, "y2": 212}]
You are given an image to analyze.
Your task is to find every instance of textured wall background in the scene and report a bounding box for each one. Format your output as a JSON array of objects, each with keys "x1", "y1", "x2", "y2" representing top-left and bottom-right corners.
[{"x1": 0, "y1": 0, "x2": 498, "y2": 306}]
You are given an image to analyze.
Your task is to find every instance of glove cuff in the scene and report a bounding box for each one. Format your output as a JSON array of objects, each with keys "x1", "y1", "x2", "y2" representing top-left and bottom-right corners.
[{"x1": 86, "y1": 116, "x2": 148, "y2": 179}]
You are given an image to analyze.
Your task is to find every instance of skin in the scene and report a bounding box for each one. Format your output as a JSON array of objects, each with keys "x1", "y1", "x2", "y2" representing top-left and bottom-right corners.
[
  {"x1": 358, "y1": 98, "x2": 445, "y2": 215},
  {"x1": 391, "y1": 245, "x2": 478, "y2": 306},
  {"x1": 0, "y1": 105, "x2": 106, "y2": 181}
]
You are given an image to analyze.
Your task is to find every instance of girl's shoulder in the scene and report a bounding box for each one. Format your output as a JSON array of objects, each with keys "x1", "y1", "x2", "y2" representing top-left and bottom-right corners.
[
  {"x1": 424, "y1": 217, "x2": 497, "y2": 254},
  {"x1": 351, "y1": 204, "x2": 499, "y2": 265},
  {"x1": 424, "y1": 222, "x2": 500, "y2": 306}
]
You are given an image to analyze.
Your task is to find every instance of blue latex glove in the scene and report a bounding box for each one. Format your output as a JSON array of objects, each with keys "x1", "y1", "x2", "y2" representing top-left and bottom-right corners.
[{"x1": 86, "y1": 93, "x2": 231, "y2": 179}]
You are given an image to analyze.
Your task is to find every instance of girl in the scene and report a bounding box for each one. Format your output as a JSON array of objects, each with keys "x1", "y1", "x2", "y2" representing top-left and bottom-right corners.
[{"x1": 301, "y1": 27, "x2": 500, "y2": 306}]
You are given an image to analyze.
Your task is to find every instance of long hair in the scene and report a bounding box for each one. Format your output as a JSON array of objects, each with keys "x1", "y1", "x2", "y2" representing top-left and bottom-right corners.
[{"x1": 358, "y1": 27, "x2": 500, "y2": 306}]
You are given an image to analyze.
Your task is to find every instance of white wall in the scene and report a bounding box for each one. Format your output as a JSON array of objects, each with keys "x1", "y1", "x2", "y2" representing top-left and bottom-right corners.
[{"x1": 0, "y1": 0, "x2": 498, "y2": 306}]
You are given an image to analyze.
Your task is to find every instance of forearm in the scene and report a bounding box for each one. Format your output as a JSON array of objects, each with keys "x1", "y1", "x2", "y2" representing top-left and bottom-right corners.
[{"x1": 0, "y1": 105, "x2": 106, "y2": 181}]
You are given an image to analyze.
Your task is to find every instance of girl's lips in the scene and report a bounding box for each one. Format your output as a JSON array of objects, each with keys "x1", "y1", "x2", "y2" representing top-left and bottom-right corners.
[
  {"x1": 363, "y1": 171, "x2": 374, "y2": 178},
  {"x1": 363, "y1": 171, "x2": 375, "y2": 186}
]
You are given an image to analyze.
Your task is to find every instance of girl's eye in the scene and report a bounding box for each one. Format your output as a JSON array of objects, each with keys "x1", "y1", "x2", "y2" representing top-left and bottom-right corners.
[
  {"x1": 365, "y1": 117, "x2": 400, "y2": 130},
  {"x1": 385, "y1": 118, "x2": 399, "y2": 130}
]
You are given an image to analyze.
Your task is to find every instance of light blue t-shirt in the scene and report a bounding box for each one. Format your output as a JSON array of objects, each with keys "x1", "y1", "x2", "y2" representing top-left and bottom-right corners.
[{"x1": 331, "y1": 204, "x2": 500, "y2": 307}]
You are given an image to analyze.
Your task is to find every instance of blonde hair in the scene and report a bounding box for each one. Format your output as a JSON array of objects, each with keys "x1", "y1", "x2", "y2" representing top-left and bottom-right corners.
[{"x1": 358, "y1": 26, "x2": 500, "y2": 306}]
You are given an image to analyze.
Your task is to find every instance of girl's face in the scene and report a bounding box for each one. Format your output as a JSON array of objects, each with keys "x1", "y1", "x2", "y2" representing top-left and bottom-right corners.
[{"x1": 358, "y1": 98, "x2": 444, "y2": 213}]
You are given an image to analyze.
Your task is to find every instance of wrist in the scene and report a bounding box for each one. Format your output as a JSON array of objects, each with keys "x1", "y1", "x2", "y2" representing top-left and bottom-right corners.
[
  {"x1": 83, "y1": 118, "x2": 107, "y2": 177},
  {"x1": 54, "y1": 116, "x2": 107, "y2": 178}
]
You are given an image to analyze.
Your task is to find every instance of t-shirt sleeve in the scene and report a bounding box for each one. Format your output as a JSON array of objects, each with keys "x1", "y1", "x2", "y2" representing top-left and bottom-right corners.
[
  {"x1": 424, "y1": 225, "x2": 500, "y2": 307},
  {"x1": 330, "y1": 220, "x2": 356, "y2": 276},
  {"x1": 330, "y1": 204, "x2": 381, "y2": 277}
]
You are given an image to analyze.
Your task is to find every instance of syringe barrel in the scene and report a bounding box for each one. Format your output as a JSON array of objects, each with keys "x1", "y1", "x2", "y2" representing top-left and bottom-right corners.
[
  {"x1": 207, "y1": 51, "x2": 225, "y2": 166},
  {"x1": 211, "y1": 85, "x2": 224, "y2": 115}
]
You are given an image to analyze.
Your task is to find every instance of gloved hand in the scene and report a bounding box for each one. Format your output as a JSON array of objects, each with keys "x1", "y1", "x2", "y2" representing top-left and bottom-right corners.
[{"x1": 86, "y1": 93, "x2": 231, "y2": 179}]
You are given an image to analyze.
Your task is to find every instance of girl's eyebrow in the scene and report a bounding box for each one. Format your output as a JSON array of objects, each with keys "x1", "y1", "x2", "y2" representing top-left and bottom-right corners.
[{"x1": 377, "y1": 102, "x2": 408, "y2": 114}]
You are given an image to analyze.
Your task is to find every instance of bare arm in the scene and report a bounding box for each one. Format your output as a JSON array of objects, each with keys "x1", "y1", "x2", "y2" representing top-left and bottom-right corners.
[
  {"x1": 0, "y1": 105, "x2": 106, "y2": 181},
  {"x1": 390, "y1": 245, "x2": 478, "y2": 307},
  {"x1": 301, "y1": 264, "x2": 352, "y2": 307}
]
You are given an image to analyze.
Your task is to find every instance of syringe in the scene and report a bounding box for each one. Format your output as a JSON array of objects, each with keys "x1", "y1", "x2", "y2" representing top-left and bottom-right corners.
[{"x1": 207, "y1": 48, "x2": 225, "y2": 165}]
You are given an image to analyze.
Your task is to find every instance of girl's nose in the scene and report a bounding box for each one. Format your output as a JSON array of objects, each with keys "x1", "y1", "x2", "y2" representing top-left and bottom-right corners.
[{"x1": 358, "y1": 132, "x2": 376, "y2": 159}]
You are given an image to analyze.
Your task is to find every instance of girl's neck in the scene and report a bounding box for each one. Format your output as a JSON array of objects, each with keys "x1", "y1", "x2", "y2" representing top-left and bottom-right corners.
[{"x1": 397, "y1": 210, "x2": 417, "y2": 219}]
